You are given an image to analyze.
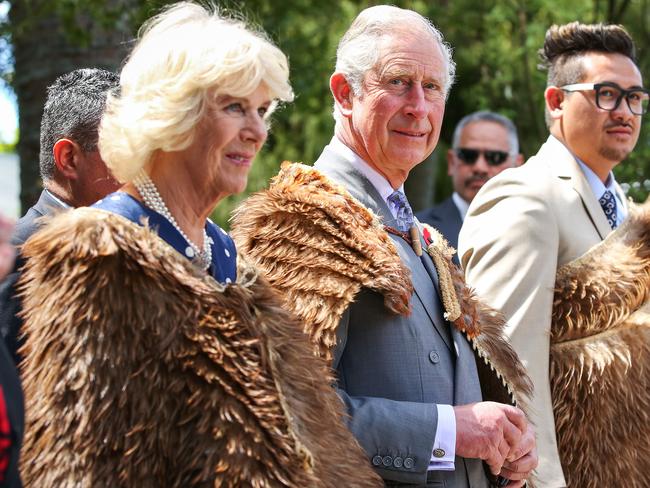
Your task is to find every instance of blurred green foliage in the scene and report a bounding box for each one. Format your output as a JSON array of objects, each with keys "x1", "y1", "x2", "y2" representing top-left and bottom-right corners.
[{"x1": 3, "y1": 0, "x2": 649, "y2": 225}]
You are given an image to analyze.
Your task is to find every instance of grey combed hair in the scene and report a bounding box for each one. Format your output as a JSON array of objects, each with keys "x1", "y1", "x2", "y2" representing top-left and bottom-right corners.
[
  {"x1": 333, "y1": 5, "x2": 455, "y2": 122},
  {"x1": 452, "y1": 110, "x2": 520, "y2": 155}
]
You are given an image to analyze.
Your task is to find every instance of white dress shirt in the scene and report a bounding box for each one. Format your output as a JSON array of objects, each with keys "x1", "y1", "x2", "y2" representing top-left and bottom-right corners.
[{"x1": 326, "y1": 136, "x2": 457, "y2": 470}]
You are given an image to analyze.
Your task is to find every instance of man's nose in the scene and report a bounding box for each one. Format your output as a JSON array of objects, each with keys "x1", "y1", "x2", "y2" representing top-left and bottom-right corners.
[
  {"x1": 404, "y1": 85, "x2": 428, "y2": 120},
  {"x1": 473, "y1": 153, "x2": 490, "y2": 172},
  {"x1": 611, "y1": 96, "x2": 636, "y2": 122}
]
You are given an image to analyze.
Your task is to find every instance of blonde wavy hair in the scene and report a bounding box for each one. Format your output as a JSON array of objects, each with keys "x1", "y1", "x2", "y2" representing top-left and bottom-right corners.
[{"x1": 99, "y1": 2, "x2": 294, "y2": 183}]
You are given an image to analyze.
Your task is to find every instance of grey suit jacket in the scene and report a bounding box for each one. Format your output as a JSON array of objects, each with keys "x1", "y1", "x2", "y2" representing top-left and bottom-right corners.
[
  {"x1": 0, "y1": 190, "x2": 65, "y2": 363},
  {"x1": 416, "y1": 197, "x2": 463, "y2": 265},
  {"x1": 314, "y1": 147, "x2": 489, "y2": 488}
]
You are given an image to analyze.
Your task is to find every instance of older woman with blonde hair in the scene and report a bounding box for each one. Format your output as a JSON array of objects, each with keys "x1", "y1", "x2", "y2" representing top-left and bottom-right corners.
[{"x1": 17, "y1": 2, "x2": 380, "y2": 487}]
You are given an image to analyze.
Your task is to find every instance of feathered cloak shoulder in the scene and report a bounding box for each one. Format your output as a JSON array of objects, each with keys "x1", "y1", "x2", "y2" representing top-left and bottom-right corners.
[
  {"x1": 231, "y1": 162, "x2": 532, "y2": 412},
  {"x1": 551, "y1": 198, "x2": 650, "y2": 488},
  {"x1": 18, "y1": 207, "x2": 381, "y2": 487}
]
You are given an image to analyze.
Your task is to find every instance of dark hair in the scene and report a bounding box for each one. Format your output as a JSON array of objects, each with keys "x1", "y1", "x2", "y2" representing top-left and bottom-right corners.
[
  {"x1": 39, "y1": 68, "x2": 119, "y2": 181},
  {"x1": 540, "y1": 22, "x2": 637, "y2": 88}
]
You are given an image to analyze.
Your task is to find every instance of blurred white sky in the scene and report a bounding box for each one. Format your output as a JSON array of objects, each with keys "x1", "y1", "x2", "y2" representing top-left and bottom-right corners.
[
  {"x1": 0, "y1": 87, "x2": 17, "y2": 145},
  {"x1": 0, "y1": 1, "x2": 17, "y2": 146}
]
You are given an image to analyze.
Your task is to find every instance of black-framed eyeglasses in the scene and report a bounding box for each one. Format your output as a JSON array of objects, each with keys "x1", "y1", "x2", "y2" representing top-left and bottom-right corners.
[
  {"x1": 561, "y1": 82, "x2": 650, "y2": 115},
  {"x1": 455, "y1": 148, "x2": 510, "y2": 166}
]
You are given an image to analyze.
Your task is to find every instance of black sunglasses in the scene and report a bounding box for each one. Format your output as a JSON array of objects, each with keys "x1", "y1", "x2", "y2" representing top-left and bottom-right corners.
[{"x1": 455, "y1": 147, "x2": 510, "y2": 166}]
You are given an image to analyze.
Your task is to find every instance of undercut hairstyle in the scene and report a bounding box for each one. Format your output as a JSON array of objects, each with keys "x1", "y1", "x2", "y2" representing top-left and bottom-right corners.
[
  {"x1": 452, "y1": 111, "x2": 519, "y2": 155},
  {"x1": 539, "y1": 22, "x2": 637, "y2": 126},
  {"x1": 99, "y1": 1, "x2": 294, "y2": 184},
  {"x1": 333, "y1": 5, "x2": 455, "y2": 122},
  {"x1": 39, "y1": 68, "x2": 119, "y2": 181}
]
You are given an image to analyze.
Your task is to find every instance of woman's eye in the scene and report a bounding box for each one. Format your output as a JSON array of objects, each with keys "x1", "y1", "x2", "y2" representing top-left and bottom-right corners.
[
  {"x1": 258, "y1": 106, "x2": 269, "y2": 117},
  {"x1": 226, "y1": 103, "x2": 245, "y2": 114}
]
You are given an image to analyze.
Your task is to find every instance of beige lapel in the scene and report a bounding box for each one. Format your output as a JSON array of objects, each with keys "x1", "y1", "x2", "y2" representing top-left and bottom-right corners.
[{"x1": 544, "y1": 137, "x2": 612, "y2": 240}]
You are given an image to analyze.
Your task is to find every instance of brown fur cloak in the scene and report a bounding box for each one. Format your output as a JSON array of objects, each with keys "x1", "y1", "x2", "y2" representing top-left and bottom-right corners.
[
  {"x1": 17, "y1": 207, "x2": 382, "y2": 487},
  {"x1": 231, "y1": 162, "x2": 532, "y2": 415},
  {"x1": 551, "y1": 198, "x2": 650, "y2": 488}
]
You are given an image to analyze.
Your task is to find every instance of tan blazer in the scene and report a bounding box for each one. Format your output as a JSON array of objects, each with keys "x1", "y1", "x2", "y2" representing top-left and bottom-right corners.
[{"x1": 458, "y1": 136, "x2": 626, "y2": 487}]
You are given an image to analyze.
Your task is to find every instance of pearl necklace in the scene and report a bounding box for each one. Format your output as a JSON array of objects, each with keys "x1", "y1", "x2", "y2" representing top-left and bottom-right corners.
[{"x1": 133, "y1": 171, "x2": 212, "y2": 270}]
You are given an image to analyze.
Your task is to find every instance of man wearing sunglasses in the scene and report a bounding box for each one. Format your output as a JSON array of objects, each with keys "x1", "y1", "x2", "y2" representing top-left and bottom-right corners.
[
  {"x1": 417, "y1": 111, "x2": 522, "y2": 261},
  {"x1": 460, "y1": 22, "x2": 647, "y2": 487}
]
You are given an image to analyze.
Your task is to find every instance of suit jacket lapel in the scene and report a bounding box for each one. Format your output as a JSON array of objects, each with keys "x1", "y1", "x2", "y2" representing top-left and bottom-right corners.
[
  {"x1": 545, "y1": 137, "x2": 612, "y2": 239},
  {"x1": 314, "y1": 148, "x2": 454, "y2": 351}
]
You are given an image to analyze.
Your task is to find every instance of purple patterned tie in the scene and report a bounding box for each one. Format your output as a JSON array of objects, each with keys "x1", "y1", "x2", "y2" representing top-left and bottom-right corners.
[
  {"x1": 599, "y1": 190, "x2": 617, "y2": 229},
  {"x1": 387, "y1": 190, "x2": 414, "y2": 232}
]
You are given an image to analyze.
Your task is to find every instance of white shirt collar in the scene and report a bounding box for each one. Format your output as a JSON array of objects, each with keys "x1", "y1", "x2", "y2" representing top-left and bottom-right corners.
[
  {"x1": 451, "y1": 192, "x2": 470, "y2": 220},
  {"x1": 44, "y1": 189, "x2": 71, "y2": 209},
  {"x1": 326, "y1": 136, "x2": 403, "y2": 218},
  {"x1": 575, "y1": 158, "x2": 616, "y2": 199}
]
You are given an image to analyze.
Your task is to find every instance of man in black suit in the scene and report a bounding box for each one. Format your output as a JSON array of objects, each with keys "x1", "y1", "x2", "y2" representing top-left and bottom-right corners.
[
  {"x1": 0, "y1": 68, "x2": 119, "y2": 363},
  {"x1": 417, "y1": 111, "x2": 522, "y2": 263}
]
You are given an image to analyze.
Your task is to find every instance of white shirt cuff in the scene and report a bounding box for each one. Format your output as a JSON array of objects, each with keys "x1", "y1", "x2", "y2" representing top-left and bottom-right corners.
[{"x1": 428, "y1": 404, "x2": 456, "y2": 471}]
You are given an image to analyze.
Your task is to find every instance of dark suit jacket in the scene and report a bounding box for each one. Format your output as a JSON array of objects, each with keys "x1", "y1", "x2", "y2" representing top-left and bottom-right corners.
[
  {"x1": 0, "y1": 338, "x2": 23, "y2": 488},
  {"x1": 314, "y1": 148, "x2": 488, "y2": 488},
  {"x1": 0, "y1": 190, "x2": 64, "y2": 488},
  {"x1": 0, "y1": 190, "x2": 66, "y2": 363},
  {"x1": 416, "y1": 197, "x2": 463, "y2": 266}
]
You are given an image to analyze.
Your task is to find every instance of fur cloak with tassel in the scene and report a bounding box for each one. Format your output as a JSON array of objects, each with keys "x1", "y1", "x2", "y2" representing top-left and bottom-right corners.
[
  {"x1": 17, "y1": 207, "x2": 382, "y2": 488},
  {"x1": 230, "y1": 163, "x2": 534, "y2": 478},
  {"x1": 550, "y1": 198, "x2": 650, "y2": 488}
]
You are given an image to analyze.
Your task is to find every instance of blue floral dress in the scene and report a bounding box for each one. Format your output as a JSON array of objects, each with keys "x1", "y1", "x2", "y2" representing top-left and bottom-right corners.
[{"x1": 93, "y1": 192, "x2": 237, "y2": 284}]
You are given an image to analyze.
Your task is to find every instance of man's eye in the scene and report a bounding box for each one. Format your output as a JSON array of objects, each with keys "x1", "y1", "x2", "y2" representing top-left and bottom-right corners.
[
  {"x1": 423, "y1": 82, "x2": 438, "y2": 90},
  {"x1": 389, "y1": 79, "x2": 405, "y2": 86},
  {"x1": 599, "y1": 89, "x2": 617, "y2": 98},
  {"x1": 628, "y1": 92, "x2": 641, "y2": 102}
]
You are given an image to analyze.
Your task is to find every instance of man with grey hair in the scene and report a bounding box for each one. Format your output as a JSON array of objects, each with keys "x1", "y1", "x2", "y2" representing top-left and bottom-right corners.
[
  {"x1": 418, "y1": 111, "x2": 522, "y2": 260},
  {"x1": 232, "y1": 5, "x2": 537, "y2": 487}
]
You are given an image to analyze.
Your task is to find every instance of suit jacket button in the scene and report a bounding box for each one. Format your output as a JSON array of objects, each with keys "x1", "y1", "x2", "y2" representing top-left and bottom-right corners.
[
  {"x1": 382, "y1": 456, "x2": 393, "y2": 467},
  {"x1": 429, "y1": 350, "x2": 440, "y2": 364},
  {"x1": 393, "y1": 456, "x2": 403, "y2": 468},
  {"x1": 403, "y1": 457, "x2": 414, "y2": 469},
  {"x1": 372, "y1": 455, "x2": 382, "y2": 466},
  {"x1": 433, "y1": 448, "x2": 446, "y2": 458}
]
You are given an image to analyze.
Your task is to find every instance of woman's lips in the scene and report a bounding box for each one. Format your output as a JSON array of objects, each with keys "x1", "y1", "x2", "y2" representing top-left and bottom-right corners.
[{"x1": 226, "y1": 153, "x2": 254, "y2": 166}]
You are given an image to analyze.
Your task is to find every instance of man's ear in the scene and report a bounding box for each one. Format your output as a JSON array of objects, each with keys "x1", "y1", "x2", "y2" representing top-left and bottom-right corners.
[
  {"x1": 545, "y1": 86, "x2": 565, "y2": 121},
  {"x1": 52, "y1": 138, "x2": 81, "y2": 180},
  {"x1": 330, "y1": 72, "x2": 354, "y2": 118},
  {"x1": 514, "y1": 153, "x2": 524, "y2": 166}
]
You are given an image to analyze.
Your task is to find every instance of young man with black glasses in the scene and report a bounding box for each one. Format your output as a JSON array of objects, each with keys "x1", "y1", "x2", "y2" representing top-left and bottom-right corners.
[
  {"x1": 417, "y1": 110, "x2": 522, "y2": 261},
  {"x1": 460, "y1": 22, "x2": 649, "y2": 487}
]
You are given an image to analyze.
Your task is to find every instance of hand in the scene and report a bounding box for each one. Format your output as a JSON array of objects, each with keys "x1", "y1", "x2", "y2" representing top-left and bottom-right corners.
[
  {"x1": 0, "y1": 215, "x2": 15, "y2": 280},
  {"x1": 498, "y1": 424, "x2": 538, "y2": 487},
  {"x1": 454, "y1": 402, "x2": 528, "y2": 476}
]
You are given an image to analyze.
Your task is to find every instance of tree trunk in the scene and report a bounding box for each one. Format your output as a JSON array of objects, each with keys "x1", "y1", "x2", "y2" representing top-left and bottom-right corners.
[{"x1": 9, "y1": 1, "x2": 132, "y2": 212}]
